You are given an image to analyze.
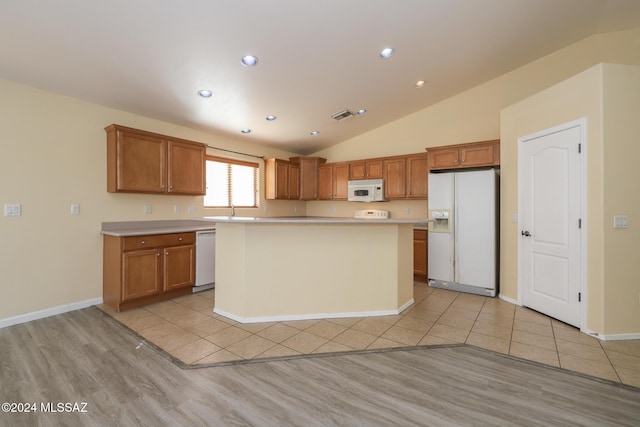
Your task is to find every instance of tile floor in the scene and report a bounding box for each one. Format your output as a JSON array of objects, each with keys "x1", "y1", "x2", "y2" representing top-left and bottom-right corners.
[{"x1": 98, "y1": 283, "x2": 640, "y2": 388}]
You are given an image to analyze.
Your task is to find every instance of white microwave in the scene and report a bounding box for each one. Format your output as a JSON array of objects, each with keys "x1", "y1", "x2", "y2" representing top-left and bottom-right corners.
[{"x1": 347, "y1": 179, "x2": 385, "y2": 202}]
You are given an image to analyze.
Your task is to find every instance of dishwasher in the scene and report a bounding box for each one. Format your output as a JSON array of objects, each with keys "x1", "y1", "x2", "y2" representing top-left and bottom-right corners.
[{"x1": 194, "y1": 230, "x2": 215, "y2": 292}]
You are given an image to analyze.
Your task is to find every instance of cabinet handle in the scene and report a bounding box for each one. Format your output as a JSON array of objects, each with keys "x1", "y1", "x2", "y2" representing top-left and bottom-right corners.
[
  {"x1": 169, "y1": 185, "x2": 173, "y2": 189},
  {"x1": 156, "y1": 252, "x2": 160, "y2": 257},
  {"x1": 140, "y1": 241, "x2": 145, "y2": 245},
  {"x1": 165, "y1": 251, "x2": 169, "y2": 256},
  {"x1": 178, "y1": 237, "x2": 183, "y2": 241}
]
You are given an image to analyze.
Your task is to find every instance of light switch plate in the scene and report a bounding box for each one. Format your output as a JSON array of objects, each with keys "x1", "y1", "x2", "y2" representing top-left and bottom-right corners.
[
  {"x1": 4, "y1": 204, "x2": 21, "y2": 216},
  {"x1": 70, "y1": 204, "x2": 80, "y2": 215},
  {"x1": 613, "y1": 215, "x2": 628, "y2": 229}
]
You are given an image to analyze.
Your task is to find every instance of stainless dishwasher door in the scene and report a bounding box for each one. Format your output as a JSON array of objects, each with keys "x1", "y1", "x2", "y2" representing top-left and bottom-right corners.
[{"x1": 195, "y1": 230, "x2": 215, "y2": 289}]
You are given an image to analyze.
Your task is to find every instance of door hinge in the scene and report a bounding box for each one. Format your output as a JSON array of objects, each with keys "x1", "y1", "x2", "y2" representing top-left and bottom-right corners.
[
  {"x1": 578, "y1": 292, "x2": 582, "y2": 302},
  {"x1": 578, "y1": 218, "x2": 582, "y2": 229},
  {"x1": 578, "y1": 143, "x2": 582, "y2": 153}
]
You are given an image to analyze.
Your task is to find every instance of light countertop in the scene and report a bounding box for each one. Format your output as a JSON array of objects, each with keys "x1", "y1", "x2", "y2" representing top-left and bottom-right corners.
[
  {"x1": 200, "y1": 216, "x2": 432, "y2": 225},
  {"x1": 101, "y1": 219, "x2": 216, "y2": 237},
  {"x1": 101, "y1": 217, "x2": 432, "y2": 237}
]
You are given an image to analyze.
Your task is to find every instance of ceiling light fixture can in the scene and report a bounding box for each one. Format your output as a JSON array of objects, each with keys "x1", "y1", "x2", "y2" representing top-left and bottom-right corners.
[
  {"x1": 241, "y1": 128, "x2": 251, "y2": 134},
  {"x1": 380, "y1": 48, "x2": 395, "y2": 58},
  {"x1": 265, "y1": 115, "x2": 277, "y2": 121},
  {"x1": 241, "y1": 55, "x2": 258, "y2": 67},
  {"x1": 357, "y1": 109, "x2": 367, "y2": 115},
  {"x1": 198, "y1": 89, "x2": 213, "y2": 98},
  {"x1": 310, "y1": 131, "x2": 319, "y2": 136},
  {"x1": 415, "y1": 80, "x2": 426, "y2": 88}
]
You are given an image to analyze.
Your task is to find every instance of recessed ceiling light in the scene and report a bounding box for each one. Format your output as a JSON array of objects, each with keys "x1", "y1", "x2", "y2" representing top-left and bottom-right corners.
[
  {"x1": 380, "y1": 48, "x2": 395, "y2": 59},
  {"x1": 415, "y1": 80, "x2": 427, "y2": 88},
  {"x1": 241, "y1": 128, "x2": 251, "y2": 134},
  {"x1": 310, "y1": 131, "x2": 320, "y2": 136},
  {"x1": 241, "y1": 55, "x2": 258, "y2": 67},
  {"x1": 357, "y1": 109, "x2": 367, "y2": 115},
  {"x1": 265, "y1": 115, "x2": 277, "y2": 121},
  {"x1": 198, "y1": 89, "x2": 213, "y2": 98}
]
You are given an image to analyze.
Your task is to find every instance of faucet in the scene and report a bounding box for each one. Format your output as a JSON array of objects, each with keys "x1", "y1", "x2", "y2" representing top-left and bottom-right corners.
[{"x1": 231, "y1": 204, "x2": 235, "y2": 217}]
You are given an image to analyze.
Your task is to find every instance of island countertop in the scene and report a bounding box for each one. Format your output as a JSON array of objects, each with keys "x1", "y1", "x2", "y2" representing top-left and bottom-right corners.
[{"x1": 199, "y1": 216, "x2": 431, "y2": 225}]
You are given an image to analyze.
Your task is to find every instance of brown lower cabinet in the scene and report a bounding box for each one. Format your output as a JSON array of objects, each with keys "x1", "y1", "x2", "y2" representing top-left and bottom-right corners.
[
  {"x1": 413, "y1": 229, "x2": 428, "y2": 282},
  {"x1": 103, "y1": 232, "x2": 195, "y2": 311}
]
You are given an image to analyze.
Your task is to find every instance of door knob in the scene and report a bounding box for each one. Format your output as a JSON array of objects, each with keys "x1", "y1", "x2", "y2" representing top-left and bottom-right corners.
[{"x1": 521, "y1": 230, "x2": 531, "y2": 237}]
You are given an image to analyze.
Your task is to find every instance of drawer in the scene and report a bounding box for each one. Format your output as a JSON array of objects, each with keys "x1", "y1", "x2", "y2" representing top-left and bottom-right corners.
[
  {"x1": 414, "y1": 229, "x2": 428, "y2": 240},
  {"x1": 123, "y1": 232, "x2": 195, "y2": 251}
]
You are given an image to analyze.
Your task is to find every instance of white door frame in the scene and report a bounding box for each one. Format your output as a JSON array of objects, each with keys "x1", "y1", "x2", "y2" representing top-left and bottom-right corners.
[{"x1": 517, "y1": 117, "x2": 588, "y2": 330}]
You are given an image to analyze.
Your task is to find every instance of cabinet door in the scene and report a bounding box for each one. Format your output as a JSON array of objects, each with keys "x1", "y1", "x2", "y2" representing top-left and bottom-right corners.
[
  {"x1": 428, "y1": 147, "x2": 460, "y2": 170},
  {"x1": 407, "y1": 155, "x2": 429, "y2": 199},
  {"x1": 288, "y1": 163, "x2": 300, "y2": 199},
  {"x1": 384, "y1": 158, "x2": 406, "y2": 198},
  {"x1": 115, "y1": 130, "x2": 166, "y2": 193},
  {"x1": 318, "y1": 164, "x2": 334, "y2": 200},
  {"x1": 164, "y1": 245, "x2": 195, "y2": 291},
  {"x1": 366, "y1": 160, "x2": 383, "y2": 179},
  {"x1": 167, "y1": 140, "x2": 206, "y2": 195},
  {"x1": 460, "y1": 143, "x2": 496, "y2": 167},
  {"x1": 413, "y1": 230, "x2": 428, "y2": 281},
  {"x1": 122, "y1": 249, "x2": 162, "y2": 301},
  {"x1": 273, "y1": 159, "x2": 290, "y2": 199},
  {"x1": 333, "y1": 163, "x2": 350, "y2": 200},
  {"x1": 298, "y1": 158, "x2": 319, "y2": 200},
  {"x1": 349, "y1": 161, "x2": 366, "y2": 180}
]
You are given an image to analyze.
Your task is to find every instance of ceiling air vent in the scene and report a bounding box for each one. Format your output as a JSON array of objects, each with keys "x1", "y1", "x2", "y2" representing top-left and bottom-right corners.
[{"x1": 331, "y1": 109, "x2": 354, "y2": 122}]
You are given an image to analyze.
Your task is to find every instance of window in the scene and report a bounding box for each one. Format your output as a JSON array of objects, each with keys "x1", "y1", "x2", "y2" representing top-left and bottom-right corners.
[{"x1": 204, "y1": 156, "x2": 259, "y2": 208}]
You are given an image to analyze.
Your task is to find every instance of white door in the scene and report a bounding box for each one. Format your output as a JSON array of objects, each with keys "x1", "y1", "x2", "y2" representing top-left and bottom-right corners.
[{"x1": 519, "y1": 120, "x2": 583, "y2": 327}]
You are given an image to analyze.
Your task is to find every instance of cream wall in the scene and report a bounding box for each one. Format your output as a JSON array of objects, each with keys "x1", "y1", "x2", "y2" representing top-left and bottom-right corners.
[
  {"x1": 1, "y1": 27, "x2": 639, "y2": 327},
  {"x1": 0, "y1": 79, "x2": 301, "y2": 321},
  {"x1": 500, "y1": 63, "x2": 640, "y2": 336},
  {"x1": 499, "y1": 65, "x2": 605, "y2": 332},
  {"x1": 601, "y1": 64, "x2": 640, "y2": 334}
]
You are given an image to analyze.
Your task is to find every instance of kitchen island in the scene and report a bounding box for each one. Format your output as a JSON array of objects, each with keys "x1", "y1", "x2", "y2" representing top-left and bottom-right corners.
[{"x1": 199, "y1": 216, "x2": 430, "y2": 323}]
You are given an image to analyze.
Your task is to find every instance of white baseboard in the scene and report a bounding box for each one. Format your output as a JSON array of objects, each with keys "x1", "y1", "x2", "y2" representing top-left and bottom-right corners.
[
  {"x1": 498, "y1": 293, "x2": 519, "y2": 305},
  {"x1": 0, "y1": 297, "x2": 103, "y2": 329},
  {"x1": 585, "y1": 331, "x2": 640, "y2": 341},
  {"x1": 214, "y1": 299, "x2": 416, "y2": 324}
]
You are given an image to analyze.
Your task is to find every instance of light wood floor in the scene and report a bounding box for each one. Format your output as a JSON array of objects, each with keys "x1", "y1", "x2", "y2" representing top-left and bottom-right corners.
[
  {"x1": 1, "y1": 306, "x2": 639, "y2": 426},
  {"x1": 98, "y1": 283, "x2": 640, "y2": 388}
]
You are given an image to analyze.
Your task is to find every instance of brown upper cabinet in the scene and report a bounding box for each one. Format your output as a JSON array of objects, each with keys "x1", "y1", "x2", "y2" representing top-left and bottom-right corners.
[
  {"x1": 406, "y1": 153, "x2": 429, "y2": 199},
  {"x1": 105, "y1": 124, "x2": 206, "y2": 195},
  {"x1": 264, "y1": 158, "x2": 300, "y2": 200},
  {"x1": 318, "y1": 162, "x2": 349, "y2": 200},
  {"x1": 290, "y1": 157, "x2": 327, "y2": 200},
  {"x1": 349, "y1": 159, "x2": 383, "y2": 180},
  {"x1": 427, "y1": 140, "x2": 500, "y2": 170},
  {"x1": 383, "y1": 157, "x2": 407, "y2": 199}
]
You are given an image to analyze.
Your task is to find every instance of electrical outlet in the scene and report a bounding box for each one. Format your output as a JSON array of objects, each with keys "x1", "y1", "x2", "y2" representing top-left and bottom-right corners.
[
  {"x1": 173, "y1": 205, "x2": 180, "y2": 214},
  {"x1": 144, "y1": 204, "x2": 152, "y2": 214},
  {"x1": 70, "y1": 204, "x2": 80, "y2": 215},
  {"x1": 187, "y1": 205, "x2": 195, "y2": 214},
  {"x1": 405, "y1": 208, "x2": 410, "y2": 215}
]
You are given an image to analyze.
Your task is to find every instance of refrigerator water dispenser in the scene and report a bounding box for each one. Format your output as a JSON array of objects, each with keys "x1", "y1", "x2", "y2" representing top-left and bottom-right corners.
[{"x1": 428, "y1": 209, "x2": 451, "y2": 232}]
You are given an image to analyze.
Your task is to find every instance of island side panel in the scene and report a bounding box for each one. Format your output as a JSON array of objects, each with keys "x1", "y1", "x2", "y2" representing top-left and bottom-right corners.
[
  {"x1": 396, "y1": 224, "x2": 415, "y2": 309},
  {"x1": 214, "y1": 222, "x2": 414, "y2": 322},
  {"x1": 214, "y1": 223, "x2": 247, "y2": 317}
]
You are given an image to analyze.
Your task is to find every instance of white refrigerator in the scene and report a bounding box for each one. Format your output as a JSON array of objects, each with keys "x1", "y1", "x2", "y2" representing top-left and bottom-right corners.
[{"x1": 428, "y1": 169, "x2": 498, "y2": 297}]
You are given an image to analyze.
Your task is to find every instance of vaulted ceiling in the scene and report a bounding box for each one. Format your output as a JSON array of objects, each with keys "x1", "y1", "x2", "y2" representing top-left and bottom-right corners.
[{"x1": 1, "y1": 0, "x2": 639, "y2": 154}]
